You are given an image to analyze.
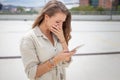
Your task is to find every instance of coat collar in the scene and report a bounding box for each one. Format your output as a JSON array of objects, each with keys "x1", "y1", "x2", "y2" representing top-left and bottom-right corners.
[
  {"x1": 33, "y1": 26, "x2": 44, "y2": 37},
  {"x1": 33, "y1": 26, "x2": 59, "y2": 42}
]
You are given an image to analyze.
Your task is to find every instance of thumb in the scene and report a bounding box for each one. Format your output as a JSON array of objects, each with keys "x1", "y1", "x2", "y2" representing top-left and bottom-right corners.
[{"x1": 70, "y1": 50, "x2": 76, "y2": 56}]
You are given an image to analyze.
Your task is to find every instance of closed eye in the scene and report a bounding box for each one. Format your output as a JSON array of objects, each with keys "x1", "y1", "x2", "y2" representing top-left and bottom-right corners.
[{"x1": 56, "y1": 21, "x2": 60, "y2": 23}]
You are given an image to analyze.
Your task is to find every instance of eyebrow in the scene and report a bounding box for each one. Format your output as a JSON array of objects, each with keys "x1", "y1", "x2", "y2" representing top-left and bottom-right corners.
[{"x1": 57, "y1": 20, "x2": 65, "y2": 22}]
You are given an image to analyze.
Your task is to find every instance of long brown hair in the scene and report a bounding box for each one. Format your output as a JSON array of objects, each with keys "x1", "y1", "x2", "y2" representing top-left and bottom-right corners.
[{"x1": 32, "y1": 0, "x2": 71, "y2": 44}]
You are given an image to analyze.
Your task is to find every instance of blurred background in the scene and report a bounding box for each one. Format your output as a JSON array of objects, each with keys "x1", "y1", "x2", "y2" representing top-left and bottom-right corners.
[{"x1": 0, "y1": 0, "x2": 120, "y2": 80}]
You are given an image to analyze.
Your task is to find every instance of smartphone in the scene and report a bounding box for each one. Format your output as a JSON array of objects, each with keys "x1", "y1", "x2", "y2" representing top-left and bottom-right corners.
[{"x1": 71, "y1": 44, "x2": 84, "y2": 52}]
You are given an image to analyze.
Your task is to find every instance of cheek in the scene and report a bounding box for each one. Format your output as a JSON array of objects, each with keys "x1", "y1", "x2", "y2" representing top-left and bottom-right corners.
[
  {"x1": 48, "y1": 21, "x2": 56, "y2": 28},
  {"x1": 46, "y1": 20, "x2": 52, "y2": 29}
]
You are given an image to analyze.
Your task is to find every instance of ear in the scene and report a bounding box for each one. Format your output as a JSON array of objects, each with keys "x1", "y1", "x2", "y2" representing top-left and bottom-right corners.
[{"x1": 44, "y1": 14, "x2": 49, "y2": 21}]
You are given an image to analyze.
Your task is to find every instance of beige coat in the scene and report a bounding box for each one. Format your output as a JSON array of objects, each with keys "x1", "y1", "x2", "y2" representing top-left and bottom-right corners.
[{"x1": 20, "y1": 26, "x2": 70, "y2": 80}]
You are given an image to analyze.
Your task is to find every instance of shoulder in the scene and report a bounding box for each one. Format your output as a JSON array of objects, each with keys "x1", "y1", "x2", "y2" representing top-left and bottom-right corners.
[
  {"x1": 20, "y1": 29, "x2": 35, "y2": 49},
  {"x1": 22, "y1": 29, "x2": 34, "y2": 40}
]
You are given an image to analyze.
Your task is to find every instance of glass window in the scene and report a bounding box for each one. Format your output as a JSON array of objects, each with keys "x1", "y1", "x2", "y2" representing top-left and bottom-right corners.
[{"x1": 90, "y1": 0, "x2": 99, "y2": 7}]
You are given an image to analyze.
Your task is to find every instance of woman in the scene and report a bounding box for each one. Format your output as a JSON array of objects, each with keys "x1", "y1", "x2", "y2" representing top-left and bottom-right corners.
[{"x1": 20, "y1": 0, "x2": 76, "y2": 80}]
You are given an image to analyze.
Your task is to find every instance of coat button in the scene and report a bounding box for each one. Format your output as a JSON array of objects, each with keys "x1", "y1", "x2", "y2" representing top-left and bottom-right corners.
[{"x1": 54, "y1": 48, "x2": 57, "y2": 51}]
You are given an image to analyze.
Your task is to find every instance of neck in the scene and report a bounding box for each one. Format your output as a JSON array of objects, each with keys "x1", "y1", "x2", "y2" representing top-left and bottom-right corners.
[{"x1": 39, "y1": 21, "x2": 51, "y2": 35}]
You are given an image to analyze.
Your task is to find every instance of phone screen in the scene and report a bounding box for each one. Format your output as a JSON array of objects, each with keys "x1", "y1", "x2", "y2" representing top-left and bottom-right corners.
[{"x1": 71, "y1": 44, "x2": 84, "y2": 52}]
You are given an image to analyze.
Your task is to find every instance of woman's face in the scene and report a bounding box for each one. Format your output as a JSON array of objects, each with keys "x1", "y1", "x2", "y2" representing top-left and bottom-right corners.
[{"x1": 45, "y1": 12, "x2": 66, "y2": 31}]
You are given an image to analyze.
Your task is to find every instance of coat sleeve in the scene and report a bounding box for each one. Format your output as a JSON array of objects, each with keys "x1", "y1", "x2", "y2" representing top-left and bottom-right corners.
[{"x1": 20, "y1": 35, "x2": 40, "y2": 79}]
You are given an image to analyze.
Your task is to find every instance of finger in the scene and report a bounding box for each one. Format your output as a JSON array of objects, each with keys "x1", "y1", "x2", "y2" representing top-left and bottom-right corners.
[
  {"x1": 64, "y1": 53, "x2": 71, "y2": 58},
  {"x1": 57, "y1": 25, "x2": 63, "y2": 31},
  {"x1": 63, "y1": 50, "x2": 69, "y2": 53},
  {"x1": 64, "y1": 52, "x2": 73, "y2": 57},
  {"x1": 52, "y1": 25, "x2": 63, "y2": 34},
  {"x1": 69, "y1": 51, "x2": 76, "y2": 56},
  {"x1": 50, "y1": 27, "x2": 59, "y2": 34},
  {"x1": 51, "y1": 26, "x2": 60, "y2": 32},
  {"x1": 52, "y1": 25, "x2": 61, "y2": 31},
  {"x1": 57, "y1": 25, "x2": 62, "y2": 30}
]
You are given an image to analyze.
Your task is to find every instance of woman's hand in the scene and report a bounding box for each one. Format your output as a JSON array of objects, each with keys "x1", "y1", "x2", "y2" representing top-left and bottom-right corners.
[
  {"x1": 53, "y1": 50, "x2": 76, "y2": 65},
  {"x1": 50, "y1": 24, "x2": 65, "y2": 43},
  {"x1": 50, "y1": 24, "x2": 68, "y2": 51}
]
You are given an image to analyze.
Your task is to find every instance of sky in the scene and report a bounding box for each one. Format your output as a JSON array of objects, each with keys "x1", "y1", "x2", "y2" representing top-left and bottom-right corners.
[{"x1": 0, "y1": 0, "x2": 79, "y2": 7}]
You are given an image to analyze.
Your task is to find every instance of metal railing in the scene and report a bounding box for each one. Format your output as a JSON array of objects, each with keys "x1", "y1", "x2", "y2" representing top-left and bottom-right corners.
[
  {"x1": 70, "y1": 11, "x2": 120, "y2": 15},
  {"x1": 0, "y1": 51, "x2": 120, "y2": 59}
]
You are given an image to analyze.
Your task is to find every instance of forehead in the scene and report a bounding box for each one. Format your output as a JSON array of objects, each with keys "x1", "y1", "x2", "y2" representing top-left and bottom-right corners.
[{"x1": 51, "y1": 12, "x2": 66, "y2": 21}]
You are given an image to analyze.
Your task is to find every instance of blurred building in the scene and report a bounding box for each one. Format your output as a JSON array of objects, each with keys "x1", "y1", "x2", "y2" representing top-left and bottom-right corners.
[
  {"x1": 0, "y1": 3, "x2": 3, "y2": 10},
  {"x1": 80, "y1": 0, "x2": 120, "y2": 10}
]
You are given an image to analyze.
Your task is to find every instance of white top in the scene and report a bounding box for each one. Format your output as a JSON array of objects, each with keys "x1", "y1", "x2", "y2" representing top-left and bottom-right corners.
[{"x1": 20, "y1": 26, "x2": 70, "y2": 80}]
